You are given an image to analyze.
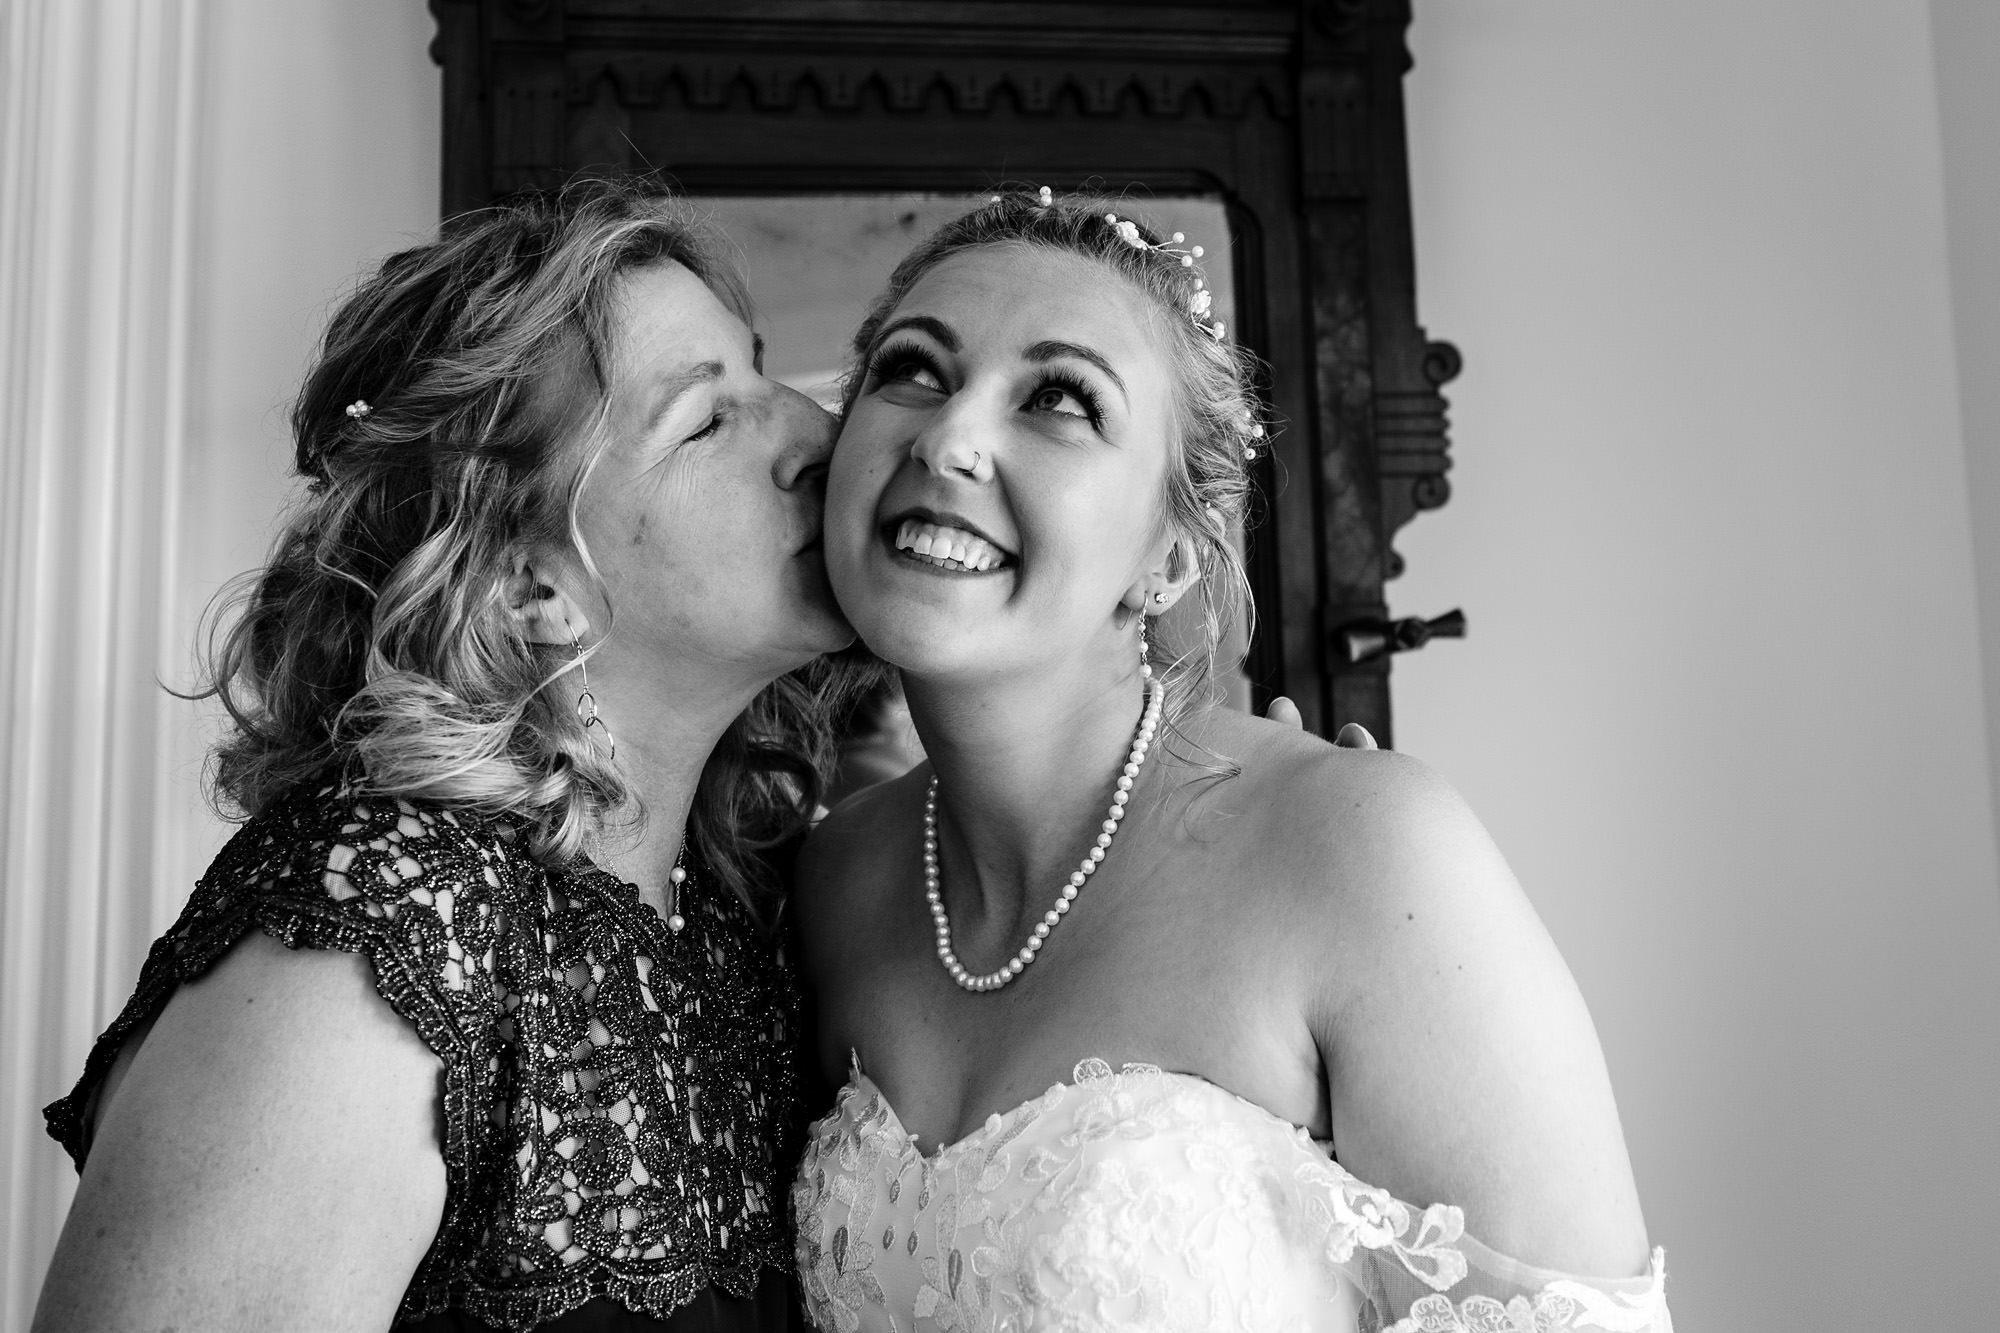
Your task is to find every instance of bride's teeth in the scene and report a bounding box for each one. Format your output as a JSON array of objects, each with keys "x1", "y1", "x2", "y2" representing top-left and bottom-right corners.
[{"x1": 892, "y1": 518, "x2": 1010, "y2": 570}]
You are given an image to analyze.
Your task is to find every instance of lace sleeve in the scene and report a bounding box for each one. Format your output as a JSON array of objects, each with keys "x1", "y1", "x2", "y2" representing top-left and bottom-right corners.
[
  {"x1": 1338, "y1": 1181, "x2": 1671, "y2": 1333},
  {"x1": 42, "y1": 779, "x2": 526, "y2": 1285}
]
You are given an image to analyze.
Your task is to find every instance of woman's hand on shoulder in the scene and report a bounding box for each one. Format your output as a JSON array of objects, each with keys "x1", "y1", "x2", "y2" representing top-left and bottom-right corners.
[
  {"x1": 33, "y1": 932, "x2": 444, "y2": 1333},
  {"x1": 1295, "y1": 750, "x2": 1651, "y2": 1279}
]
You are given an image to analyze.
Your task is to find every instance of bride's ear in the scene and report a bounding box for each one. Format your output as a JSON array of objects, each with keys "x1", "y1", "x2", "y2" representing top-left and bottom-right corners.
[
  {"x1": 502, "y1": 550, "x2": 590, "y2": 645},
  {"x1": 1125, "y1": 526, "x2": 1206, "y2": 617}
]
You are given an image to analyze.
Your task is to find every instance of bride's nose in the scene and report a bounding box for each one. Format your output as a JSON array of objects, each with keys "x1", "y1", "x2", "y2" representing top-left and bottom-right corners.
[{"x1": 909, "y1": 399, "x2": 995, "y2": 481}]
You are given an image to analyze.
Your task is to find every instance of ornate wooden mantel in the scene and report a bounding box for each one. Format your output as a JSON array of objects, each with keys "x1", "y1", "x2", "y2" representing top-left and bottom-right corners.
[{"x1": 429, "y1": 0, "x2": 1457, "y2": 743}]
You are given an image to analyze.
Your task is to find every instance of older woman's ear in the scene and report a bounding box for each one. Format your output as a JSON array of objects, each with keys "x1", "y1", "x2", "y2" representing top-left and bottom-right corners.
[{"x1": 503, "y1": 552, "x2": 591, "y2": 645}]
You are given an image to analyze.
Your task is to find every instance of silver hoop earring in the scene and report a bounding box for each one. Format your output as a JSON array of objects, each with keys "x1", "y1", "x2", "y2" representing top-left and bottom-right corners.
[{"x1": 572, "y1": 632, "x2": 615, "y2": 759}]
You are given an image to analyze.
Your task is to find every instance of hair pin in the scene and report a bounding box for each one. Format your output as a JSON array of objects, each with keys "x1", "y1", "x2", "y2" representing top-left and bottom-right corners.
[
  {"x1": 345, "y1": 399, "x2": 373, "y2": 420},
  {"x1": 1101, "y1": 209, "x2": 1226, "y2": 341}
]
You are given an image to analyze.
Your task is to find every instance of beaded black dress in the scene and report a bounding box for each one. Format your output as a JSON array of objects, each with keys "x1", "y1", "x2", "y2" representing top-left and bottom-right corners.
[{"x1": 44, "y1": 777, "x2": 806, "y2": 1331}]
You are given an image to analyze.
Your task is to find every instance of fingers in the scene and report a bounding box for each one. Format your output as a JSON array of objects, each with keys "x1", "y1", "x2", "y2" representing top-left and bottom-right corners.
[{"x1": 1263, "y1": 698, "x2": 1378, "y2": 750}]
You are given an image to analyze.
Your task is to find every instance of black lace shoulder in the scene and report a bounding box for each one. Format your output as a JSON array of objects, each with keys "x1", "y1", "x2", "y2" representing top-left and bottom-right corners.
[{"x1": 43, "y1": 778, "x2": 806, "y2": 1331}]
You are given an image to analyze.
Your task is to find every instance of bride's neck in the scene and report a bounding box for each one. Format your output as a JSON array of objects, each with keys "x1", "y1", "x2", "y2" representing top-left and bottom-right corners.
[{"x1": 903, "y1": 665, "x2": 1158, "y2": 909}]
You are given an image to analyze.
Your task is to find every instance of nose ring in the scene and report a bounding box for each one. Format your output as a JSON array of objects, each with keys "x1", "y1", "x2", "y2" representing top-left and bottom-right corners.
[{"x1": 956, "y1": 450, "x2": 981, "y2": 478}]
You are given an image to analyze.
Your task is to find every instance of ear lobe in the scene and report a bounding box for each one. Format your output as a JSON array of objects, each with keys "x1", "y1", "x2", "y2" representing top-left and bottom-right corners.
[{"x1": 503, "y1": 553, "x2": 589, "y2": 645}]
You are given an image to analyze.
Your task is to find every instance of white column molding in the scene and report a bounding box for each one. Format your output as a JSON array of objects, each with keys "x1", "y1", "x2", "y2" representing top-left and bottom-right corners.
[{"x1": 0, "y1": 2, "x2": 205, "y2": 1325}]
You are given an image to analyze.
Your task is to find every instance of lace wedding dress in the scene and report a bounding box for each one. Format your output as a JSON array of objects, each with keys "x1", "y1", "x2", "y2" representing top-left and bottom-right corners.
[{"x1": 793, "y1": 1058, "x2": 1669, "y2": 1333}]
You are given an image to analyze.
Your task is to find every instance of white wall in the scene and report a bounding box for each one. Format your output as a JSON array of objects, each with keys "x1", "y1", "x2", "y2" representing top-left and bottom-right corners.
[
  {"x1": 1396, "y1": 3, "x2": 2000, "y2": 1328},
  {"x1": 1934, "y1": 0, "x2": 2000, "y2": 855}
]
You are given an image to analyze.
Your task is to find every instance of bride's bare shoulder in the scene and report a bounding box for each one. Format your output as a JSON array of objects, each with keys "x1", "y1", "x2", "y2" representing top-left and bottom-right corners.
[
  {"x1": 1191, "y1": 709, "x2": 1467, "y2": 845},
  {"x1": 1187, "y1": 710, "x2": 1519, "y2": 941}
]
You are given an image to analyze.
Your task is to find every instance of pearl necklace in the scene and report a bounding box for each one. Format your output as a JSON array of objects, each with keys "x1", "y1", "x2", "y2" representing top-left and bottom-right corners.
[{"x1": 924, "y1": 676, "x2": 1163, "y2": 992}]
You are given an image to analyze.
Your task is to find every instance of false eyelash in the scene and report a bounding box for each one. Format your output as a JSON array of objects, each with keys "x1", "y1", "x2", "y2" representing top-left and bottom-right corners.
[
  {"x1": 865, "y1": 340, "x2": 945, "y2": 389},
  {"x1": 1030, "y1": 368, "x2": 1106, "y2": 428}
]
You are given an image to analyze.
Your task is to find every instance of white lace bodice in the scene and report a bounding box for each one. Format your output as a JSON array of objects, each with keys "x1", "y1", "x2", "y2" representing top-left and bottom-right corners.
[{"x1": 792, "y1": 1059, "x2": 1668, "y2": 1333}]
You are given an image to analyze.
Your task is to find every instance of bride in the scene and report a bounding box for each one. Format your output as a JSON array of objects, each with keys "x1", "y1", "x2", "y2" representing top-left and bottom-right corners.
[{"x1": 790, "y1": 189, "x2": 1669, "y2": 1331}]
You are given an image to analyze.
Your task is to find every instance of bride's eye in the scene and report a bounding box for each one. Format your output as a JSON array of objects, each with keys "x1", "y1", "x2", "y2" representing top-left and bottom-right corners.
[
  {"x1": 1026, "y1": 374, "x2": 1102, "y2": 425},
  {"x1": 866, "y1": 343, "x2": 946, "y2": 394}
]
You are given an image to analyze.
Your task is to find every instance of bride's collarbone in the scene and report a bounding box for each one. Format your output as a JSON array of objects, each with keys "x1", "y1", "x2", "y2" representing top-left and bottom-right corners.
[{"x1": 852, "y1": 914, "x2": 1329, "y2": 1150}]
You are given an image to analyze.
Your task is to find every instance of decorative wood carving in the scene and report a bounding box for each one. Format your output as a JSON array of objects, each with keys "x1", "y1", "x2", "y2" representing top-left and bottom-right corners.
[{"x1": 430, "y1": 0, "x2": 1457, "y2": 744}]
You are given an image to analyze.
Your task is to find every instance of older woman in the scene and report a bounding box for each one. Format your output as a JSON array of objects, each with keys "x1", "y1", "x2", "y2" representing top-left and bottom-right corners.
[{"x1": 35, "y1": 181, "x2": 855, "y2": 1331}]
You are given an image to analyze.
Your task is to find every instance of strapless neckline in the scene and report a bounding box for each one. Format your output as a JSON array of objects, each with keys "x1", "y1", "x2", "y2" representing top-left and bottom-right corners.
[
  {"x1": 847, "y1": 1056, "x2": 1329, "y2": 1162},
  {"x1": 794, "y1": 1056, "x2": 1670, "y2": 1332}
]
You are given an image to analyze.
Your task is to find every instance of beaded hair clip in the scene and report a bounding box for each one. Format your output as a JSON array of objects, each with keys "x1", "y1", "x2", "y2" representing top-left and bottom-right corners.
[
  {"x1": 1102, "y1": 210, "x2": 1226, "y2": 344},
  {"x1": 1006, "y1": 186, "x2": 1265, "y2": 462}
]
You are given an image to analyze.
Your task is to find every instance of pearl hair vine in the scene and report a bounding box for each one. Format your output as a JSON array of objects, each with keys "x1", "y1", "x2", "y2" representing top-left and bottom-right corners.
[
  {"x1": 1101, "y1": 210, "x2": 1228, "y2": 344},
  {"x1": 994, "y1": 186, "x2": 1268, "y2": 462}
]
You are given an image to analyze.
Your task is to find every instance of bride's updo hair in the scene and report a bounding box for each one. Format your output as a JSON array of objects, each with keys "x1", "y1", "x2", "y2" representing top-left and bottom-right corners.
[
  {"x1": 202, "y1": 177, "x2": 841, "y2": 908},
  {"x1": 843, "y1": 188, "x2": 1264, "y2": 727}
]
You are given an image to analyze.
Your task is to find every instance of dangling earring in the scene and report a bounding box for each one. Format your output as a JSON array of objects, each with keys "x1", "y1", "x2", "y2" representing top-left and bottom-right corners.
[
  {"x1": 665, "y1": 842, "x2": 688, "y2": 934},
  {"x1": 1139, "y1": 613, "x2": 1153, "y2": 680},
  {"x1": 571, "y1": 631, "x2": 615, "y2": 759}
]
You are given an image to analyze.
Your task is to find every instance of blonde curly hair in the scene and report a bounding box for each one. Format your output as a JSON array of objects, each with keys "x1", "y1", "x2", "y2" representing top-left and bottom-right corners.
[{"x1": 201, "y1": 177, "x2": 854, "y2": 911}]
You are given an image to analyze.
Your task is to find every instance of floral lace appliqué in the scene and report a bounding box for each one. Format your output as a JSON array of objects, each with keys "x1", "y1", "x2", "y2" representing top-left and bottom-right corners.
[{"x1": 793, "y1": 1061, "x2": 1669, "y2": 1333}]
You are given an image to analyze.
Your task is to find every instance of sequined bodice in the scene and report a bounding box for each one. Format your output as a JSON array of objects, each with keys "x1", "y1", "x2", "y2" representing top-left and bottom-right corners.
[
  {"x1": 46, "y1": 779, "x2": 803, "y2": 1331},
  {"x1": 791, "y1": 1060, "x2": 1669, "y2": 1333}
]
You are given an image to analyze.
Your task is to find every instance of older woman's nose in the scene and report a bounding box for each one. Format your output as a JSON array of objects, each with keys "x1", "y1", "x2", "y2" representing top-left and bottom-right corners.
[{"x1": 772, "y1": 384, "x2": 838, "y2": 492}]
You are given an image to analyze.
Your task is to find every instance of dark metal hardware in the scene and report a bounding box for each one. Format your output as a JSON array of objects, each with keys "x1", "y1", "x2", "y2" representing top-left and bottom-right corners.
[{"x1": 1336, "y1": 609, "x2": 1466, "y2": 665}]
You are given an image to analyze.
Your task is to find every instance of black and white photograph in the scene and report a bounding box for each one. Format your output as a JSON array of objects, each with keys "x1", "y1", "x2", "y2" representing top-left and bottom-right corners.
[{"x1": 2, "y1": 2, "x2": 1996, "y2": 1330}]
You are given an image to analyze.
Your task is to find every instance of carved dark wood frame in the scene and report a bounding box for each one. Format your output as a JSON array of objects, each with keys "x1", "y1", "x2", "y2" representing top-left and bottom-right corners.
[{"x1": 429, "y1": 0, "x2": 1456, "y2": 743}]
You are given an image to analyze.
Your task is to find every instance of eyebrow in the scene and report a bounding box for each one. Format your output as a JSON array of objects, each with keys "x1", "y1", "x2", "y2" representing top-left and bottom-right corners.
[
  {"x1": 1025, "y1": 340, "x2": 1128, "y2": 403},
  {"x1": 872, "y1": 315, "x2": 960, "y2": 353},
  {"x1": 642, "y1": 360, "x2": 725, "y2": 438}
]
